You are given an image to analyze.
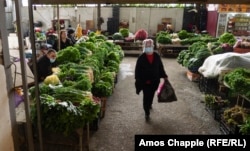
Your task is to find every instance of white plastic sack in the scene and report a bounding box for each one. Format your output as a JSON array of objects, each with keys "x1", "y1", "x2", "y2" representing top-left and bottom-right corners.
[{"x1": 198, "y1": 52, "x2": 250, "y2": 78}]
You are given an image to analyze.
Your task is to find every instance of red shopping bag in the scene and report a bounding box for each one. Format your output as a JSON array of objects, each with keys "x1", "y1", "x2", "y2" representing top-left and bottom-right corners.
[{"x1": 157, "y1": 79, "x2": 177, "y2": 103}]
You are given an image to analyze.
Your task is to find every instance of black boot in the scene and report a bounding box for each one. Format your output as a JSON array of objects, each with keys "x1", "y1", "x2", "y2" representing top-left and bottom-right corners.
[{"x1": 145, "y1": 112, "x2": 150, "y2": 121}]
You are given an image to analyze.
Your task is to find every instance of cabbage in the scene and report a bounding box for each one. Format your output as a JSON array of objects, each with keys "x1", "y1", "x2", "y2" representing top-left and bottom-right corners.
[
  {"x1": 112, "y1": 32, "x2": 123, "y2": 40},
  {"x1": 44, "y1": 75, "x2": 60, "y2": 85},
  {"x1": 218, "y1": 32, "x2": 236, "y2": 46},
  {"x1": 119, "y1": 28, "x2": 129, "y2": 37}
]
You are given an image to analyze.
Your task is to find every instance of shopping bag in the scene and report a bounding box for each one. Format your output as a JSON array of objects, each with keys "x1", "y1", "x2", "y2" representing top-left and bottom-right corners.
[{"x1": 157, "y1": 79, "x2": 177, "y2": 103}]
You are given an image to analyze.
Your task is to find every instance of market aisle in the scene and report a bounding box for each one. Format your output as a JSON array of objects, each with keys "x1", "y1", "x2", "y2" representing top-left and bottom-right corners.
[{"x1": 88, "y1": 57, "x2": 221, "y2": 151}]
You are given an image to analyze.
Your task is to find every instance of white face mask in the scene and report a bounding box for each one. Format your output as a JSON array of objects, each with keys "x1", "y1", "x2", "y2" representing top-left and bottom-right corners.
[
  {"x1": 144, "y1": 47, "x2": 153, "y2": 54},
  {"x1": 50, "y1": 58, "x2": 56, "y2": 63}
]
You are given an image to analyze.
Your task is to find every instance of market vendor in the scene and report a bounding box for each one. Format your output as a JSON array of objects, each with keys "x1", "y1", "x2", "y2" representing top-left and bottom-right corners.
[
  {"x1": 37, "y1": 48, "x2": 57, "y2": 82},
  {"x1": 166, "y1": 24, "x2": 174, "y2": 34},
  {"x1": 53, "y1": 30, "x2": 73, "y2": 51},
  {"x1": 67, "y1": 28, "x2": 77, "y2": 44}
]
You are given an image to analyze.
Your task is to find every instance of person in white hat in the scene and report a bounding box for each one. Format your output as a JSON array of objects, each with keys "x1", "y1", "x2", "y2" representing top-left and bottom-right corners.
[{"x1": 135, "y1": 39, "x2": 168, "y2": 121}]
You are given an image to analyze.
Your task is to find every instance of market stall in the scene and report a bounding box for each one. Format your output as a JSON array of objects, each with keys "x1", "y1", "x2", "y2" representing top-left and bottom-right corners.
[
  {"x1": 12, "y1": 1, "x2": 125, "y2": 150},
  {"x1": 26, "y1": 35, "x2": 124, "y2": 150},
  {"x1": 198, "y1": 54, "x2": 250, "y2": 135}
]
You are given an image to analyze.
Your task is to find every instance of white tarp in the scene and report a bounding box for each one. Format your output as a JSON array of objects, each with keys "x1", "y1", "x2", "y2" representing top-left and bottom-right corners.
[{"x1": 198, "y1": 52, "x2": 250, "y2": 78}]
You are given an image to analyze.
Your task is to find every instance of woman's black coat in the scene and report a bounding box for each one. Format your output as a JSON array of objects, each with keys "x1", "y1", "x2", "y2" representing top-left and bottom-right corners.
[
  {"x1": 37, "y1": 55, "x2": 57, "y2": 82},
  {"x1": 135, "y1": 52, "x2": 168, "y2": 94}
]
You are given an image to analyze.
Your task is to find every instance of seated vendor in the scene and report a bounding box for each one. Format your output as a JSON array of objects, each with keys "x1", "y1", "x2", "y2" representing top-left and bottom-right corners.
[
  {"x1": 37, "y1": 49, "x2": 57, "y2": 82},
  {"x1": 166, "y1": 24, "x2": 174, "y2": 34}
]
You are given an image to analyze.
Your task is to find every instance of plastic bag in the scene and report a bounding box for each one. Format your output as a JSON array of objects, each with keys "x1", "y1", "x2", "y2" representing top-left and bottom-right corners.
[{"x1": 157, "y1": 80, "x2": 177, "y2": 103}]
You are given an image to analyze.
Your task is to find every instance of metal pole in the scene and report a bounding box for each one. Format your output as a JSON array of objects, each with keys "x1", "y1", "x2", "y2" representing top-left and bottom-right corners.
[
  {"x1": 28, "y1": 0, "x2": 44, "y2": 151},
  {"x1": 97, "y1": 3, "x2": 101, "y2": 31},
  {"x1": 57, "y1": 5, "x2": 60, "y2": 50},
  {"x1": 14, "y1": 0, "x2": 34, "y2": 150},
  {"x1": 0, "y1": 1, "x2": 20, "y2": 151}
]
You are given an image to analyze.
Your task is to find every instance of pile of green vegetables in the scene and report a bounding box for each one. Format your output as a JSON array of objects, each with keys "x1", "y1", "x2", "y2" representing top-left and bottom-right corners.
[
  {"x1": 204, "y1": 94, "x2": 228, "y2": 110},
  {"x1": 177, "y1": 32, "x2": 237, "y2": 73},
  {"x1": 218, "y1": 32, "x2": 236, "y2": 46},
  {"x1": 177, "y1": 30, "x2": 193, "y2": 40},
  {"x1": 35, "y1": 32, "x2": 46, "y2": 41},
  {"x1": 180, "y1": 34, "x2": 218, "y2": 46},
  {"x1": 223, "y1": 105, "x2": 248, "y2": 128},
  {"x1": 177, "y1": 41, "x2": 212, "y2": 72},
  {"x1": 29, "y1": 35, "x2": 124, "y2": 135},
  {"x1": 240, "y1": 115, "x2": 250, "y2": 135},
  {"x1": 224, "y1": 68, "x2": 250, "y2": 99},
  {"x1": 156, "y1": 31, "x2": 172, "y2": 44},
  {"x1": 112, "y1": 32, "x2": 124, "y2": 40},
  {"x1": 29, "y1": 85, "x2": 100, "y2": 135},
  {"x1": 119, "y1": 28, "x2": 129, "y2": 38}
]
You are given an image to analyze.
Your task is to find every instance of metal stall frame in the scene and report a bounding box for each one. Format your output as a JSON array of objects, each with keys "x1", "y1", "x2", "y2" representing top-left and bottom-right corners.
[
  {"x1": 0, "y1": 1, "x2": 20, "y2": 151},
  {"x1": 27, "y1": 1, "x2": 97, "y2": 151}
]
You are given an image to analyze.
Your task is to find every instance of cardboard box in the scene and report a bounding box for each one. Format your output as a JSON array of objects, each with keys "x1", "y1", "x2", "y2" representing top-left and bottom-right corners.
[
  {"x1": 186, "y1": 70, "x2": 200, "y2": 82},
  {"x1": 162, "y1": 18, "x2": 172, "y2": 24}
]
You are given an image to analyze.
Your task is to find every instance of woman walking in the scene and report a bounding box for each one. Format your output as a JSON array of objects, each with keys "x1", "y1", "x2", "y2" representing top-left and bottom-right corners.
[{"x1": 135, "y1": 39, "x2": 168, "y2": 121}]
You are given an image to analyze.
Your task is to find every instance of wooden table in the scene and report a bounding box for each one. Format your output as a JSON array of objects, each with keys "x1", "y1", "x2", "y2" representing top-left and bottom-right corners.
[
  {"x1": 113, "y1": 40, "x2": 142, "y2": 50},
  {"x1": 157, "y1": 43, "x2": 189, "y2": 56}
]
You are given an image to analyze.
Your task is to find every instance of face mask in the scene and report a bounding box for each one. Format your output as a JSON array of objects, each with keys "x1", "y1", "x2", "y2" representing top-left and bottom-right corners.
[
  {"x1": 50, "y1": 58, "x2": 56, "y2": 63},
  {"x1": 144, "y1": 47, "x2": 153, "y2": 54}
]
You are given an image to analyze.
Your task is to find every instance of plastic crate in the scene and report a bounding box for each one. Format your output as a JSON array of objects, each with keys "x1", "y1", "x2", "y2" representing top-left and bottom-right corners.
[
  {"x1": 220, "y1": 117, "x2": 241, "y2": 135},
  {"x1": 186, "y1": 70, "x2": 200, "y2": 82},
  {"x1": 199, "y1": 75, "x2": 219, "y2": 94},
  {"x1": 205, "y1": 106, "x2": 224, "y2": 121}
]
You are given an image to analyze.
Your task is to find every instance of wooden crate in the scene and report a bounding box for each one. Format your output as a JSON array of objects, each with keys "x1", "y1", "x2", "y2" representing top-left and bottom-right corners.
[
  {"x1": 186, "y1": 70, "x2": 200, "y2": 82},
  {"x1": 162, "y1": 18, "x2": 172, "y2": 24}
]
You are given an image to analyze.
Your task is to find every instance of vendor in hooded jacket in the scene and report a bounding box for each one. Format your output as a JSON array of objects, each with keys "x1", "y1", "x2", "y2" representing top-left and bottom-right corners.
[
  {"x1": 37, "y1": 48, "x2": 57, "y2": 82},
  {"x1": 135, "y1": 39, "x2": 168, "y2": 121}
]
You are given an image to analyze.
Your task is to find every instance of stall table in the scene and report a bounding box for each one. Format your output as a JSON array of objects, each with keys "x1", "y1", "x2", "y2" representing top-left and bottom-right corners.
[
  {"x1": 113, "y1": 40, "x2": 142, "y2": 50},
  {"x1": 157, "y1": 43, "x2": 189, "y2": 56}
]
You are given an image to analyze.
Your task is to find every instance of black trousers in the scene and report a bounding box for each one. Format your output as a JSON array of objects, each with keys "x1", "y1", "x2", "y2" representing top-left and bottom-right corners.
[{"x1": 142, "y1": 84, "x2": 155, "y2": 116}]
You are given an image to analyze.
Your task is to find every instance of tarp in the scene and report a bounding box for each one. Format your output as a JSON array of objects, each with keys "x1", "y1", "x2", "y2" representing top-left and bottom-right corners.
[{"x1": 198, "y1": 52, "x2": 250, "y2": 78}]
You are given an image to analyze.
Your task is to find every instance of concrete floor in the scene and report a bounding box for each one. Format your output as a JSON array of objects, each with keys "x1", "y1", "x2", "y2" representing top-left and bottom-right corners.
[{"x1": 88, "y1": 56, "x2": 221, "y2": 151}]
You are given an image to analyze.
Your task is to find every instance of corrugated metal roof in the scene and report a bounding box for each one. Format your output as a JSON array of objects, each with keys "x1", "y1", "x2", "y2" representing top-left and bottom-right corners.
[{"x1": 31, "y1": 0, "x2": 250, "y2": 5}]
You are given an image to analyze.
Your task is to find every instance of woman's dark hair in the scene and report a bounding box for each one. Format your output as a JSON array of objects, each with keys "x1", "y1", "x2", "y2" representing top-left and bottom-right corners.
[{"x1": 60, "y1": 30, "x2": 67, "y2": 37}]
